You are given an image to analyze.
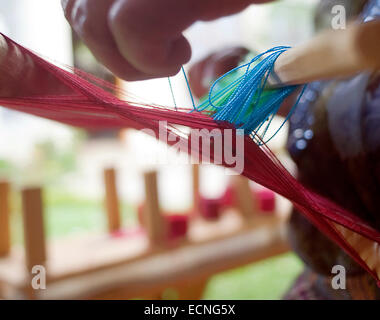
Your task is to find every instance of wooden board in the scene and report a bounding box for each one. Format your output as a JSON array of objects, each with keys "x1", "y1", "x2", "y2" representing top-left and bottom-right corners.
[{"x1": 0, "y1": 210, "x2": 289, "y2": 300}]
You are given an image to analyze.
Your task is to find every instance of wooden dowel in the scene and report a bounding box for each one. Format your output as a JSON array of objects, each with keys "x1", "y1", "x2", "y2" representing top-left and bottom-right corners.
[
  {"x1": 21, "y1": 188, "x2": 46, "y2": 272},
  {"x1": 232, "y1": 176, "x2": 255, "y2": 221},
  {"x1": 104, "y1": 168, "x2": 121, "y2": 233},
  {"x1": 272, "y1": 20, "x2": 380, "y2": 86},
  {"x1": 192, "y1": 164, "x2": 200, "y2": 215},
  {"x1": 0, "y1": 181, "x2": 11, "y2": 257},
  {"x1": 143, "y1": 171, "x2": 166, "y2": 247}
]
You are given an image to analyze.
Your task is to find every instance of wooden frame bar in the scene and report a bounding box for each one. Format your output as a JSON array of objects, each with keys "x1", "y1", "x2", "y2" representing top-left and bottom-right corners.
[
  {"x1": 0, "y1": 181, "x2": 10, "y2": 257},
  {"x1": 21, "y1": 188, "x2": 46, "y2": 272},
  {"x1": 104, "y1": 168, "x2": 121, "y2": 233},
  {"x1": 143, "y1": 171, "x2": 166, "y2": 247}
]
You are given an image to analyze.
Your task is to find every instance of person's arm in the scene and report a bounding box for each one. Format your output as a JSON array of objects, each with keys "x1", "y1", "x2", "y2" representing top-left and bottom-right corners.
[{"x1": 61, "y1": 0, "x2": 273, "y2": 81}]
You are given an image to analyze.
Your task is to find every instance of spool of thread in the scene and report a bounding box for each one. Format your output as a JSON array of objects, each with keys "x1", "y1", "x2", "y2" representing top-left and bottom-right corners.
[
  {"x1": 220, "y1": 185, "x2": 236, "y2": 208},
  {"x1": 199, "y1": 197, "x2": 221, "y2": 220},
  {"x1": 138, "y1": 204, "x2": 189, "y2": 240},
  {"x1": 257, "y1": 189, "x2": 276, "y2": 214},
  {"x1": 166, "y1": 214, "x2": 188, "y2": 240}
]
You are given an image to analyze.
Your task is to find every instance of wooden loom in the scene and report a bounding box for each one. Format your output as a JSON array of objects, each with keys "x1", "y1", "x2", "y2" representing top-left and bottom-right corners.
[
  {"x1": 0, "y1": 165, "x2": 290, "y2": 300},
  {"x1": 0, "y1": 19, "x2": 380, "y2": 299}
]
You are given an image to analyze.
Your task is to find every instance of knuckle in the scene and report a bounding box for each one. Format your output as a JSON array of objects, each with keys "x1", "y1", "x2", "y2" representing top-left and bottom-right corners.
[
  {"x1": 78, "y1": 17, "x2": 92, "y2": 38},
  {"x1": 61, "y1": 0, "x2": 73, "y2": 15},
  {"x1": 67, "y1": 0, "x2": 91, "y2": 36},
  {"x1": 108, "y1": 0, "x2": 134, "y2": 32},
  {"x1": 107, "y1": 3, "x2": 123, "y2": 30},
  {"x1": 62, "y1": 0, "x2": 76, "y2": 23}
]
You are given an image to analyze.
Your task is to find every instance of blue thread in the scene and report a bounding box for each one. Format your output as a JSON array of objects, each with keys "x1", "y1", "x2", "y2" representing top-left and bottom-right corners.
[
  {"x1": 167, "y1": 77, "x2": 177, "y2": 111},
  {"x1": 182, "y1": 66, "x2": 196, "y2": 110},
  {"x1": 190, "y1": 46, "x2": 305, "y2": 144},
  {"x1": 257, "y1": 85, "x2": 307, "y2": 145}
]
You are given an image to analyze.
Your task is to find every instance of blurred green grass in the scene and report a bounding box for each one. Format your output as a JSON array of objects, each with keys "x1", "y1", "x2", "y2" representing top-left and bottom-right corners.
[
  {"x1": 203, "y1": 252, "x2": 303, "y2": 299},
  {"x1": 10, "y1": 190, "x2": 303, "y2": 300},
  {"x1": 10, "y1": 189, "x2": 138, "y2": 243}
]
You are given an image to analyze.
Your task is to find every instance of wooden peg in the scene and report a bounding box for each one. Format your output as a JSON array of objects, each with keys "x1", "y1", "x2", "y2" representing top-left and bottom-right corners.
[
  {"x1": 192, "y1": 164, "x2": 200, "y2": 216},
  {"x1": 232, "y1": 176, "x2": 255, "y2": 221},
  {"x1": 21, "y1": 188, "x2": 46, "y2": 272},
  {"x1": 143, "y1": 171, "x2": 166, "y2": 247},
  {"x1": 0, "y1": 181, "x2": 11, "y2": 257},
  {"x1": 272, "y1": 20, "x2": 380, "y2": 87},
  {"x1": 104, "y1": 168, "x2": 121, "y2": 233}
]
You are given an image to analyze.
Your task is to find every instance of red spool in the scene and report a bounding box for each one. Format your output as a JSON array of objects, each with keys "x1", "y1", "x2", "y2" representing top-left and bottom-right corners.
[
  {"x1": 220, "y1": 185, "x2": 236, "y2": 208},
  {"x1": 257, "y1": 189, "x2": 276, "y2": 214},
  {"x1": 200, "y1": 197, "x2": 222, "y2": 220},
  {"x1": 166, "y1": 214, "x2": 188, "y2": 240},
  {"x1": 137, "y1": 203, "x2": 189, "y2": 240}
]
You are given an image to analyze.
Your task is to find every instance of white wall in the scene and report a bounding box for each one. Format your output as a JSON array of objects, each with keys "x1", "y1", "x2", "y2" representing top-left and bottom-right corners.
[{"x1": 0, "y1": 0, "x2": 74, "y2": 165}]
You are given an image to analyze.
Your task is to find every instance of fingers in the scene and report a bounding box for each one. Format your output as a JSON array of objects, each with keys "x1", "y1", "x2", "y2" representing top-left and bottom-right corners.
[
  {"x1": 64, "y1": 0, "x2": 154, "y2": 81},
  {"x1": 108, "y1": 0, "x2": 193, "y2": 77},
  {"x1": 106, "y1": 0, "x2": 270, "y2": 78},
  {"x1": 63, "y1": 0, "x2": 274, "y2": 81},
  {"x1": 188, "y1": 47, "x2": 249, "y2": 98}
]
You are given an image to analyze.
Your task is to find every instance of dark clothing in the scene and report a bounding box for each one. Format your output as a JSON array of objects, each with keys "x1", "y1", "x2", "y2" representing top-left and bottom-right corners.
[{"x1": 286, "y1": 0, "x2": 380, "y2": 299}]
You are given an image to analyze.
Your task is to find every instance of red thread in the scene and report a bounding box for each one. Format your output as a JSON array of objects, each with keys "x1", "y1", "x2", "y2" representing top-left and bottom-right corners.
[{"x1": 1, "y1": 33, "x2": 379, "y2": 282}]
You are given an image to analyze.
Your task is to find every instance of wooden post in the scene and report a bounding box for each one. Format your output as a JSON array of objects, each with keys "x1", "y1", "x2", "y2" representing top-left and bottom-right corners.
[
  {"x1": 175, "y1": 278, "x2": 208, "y2": 300},
  {"x1": 143, "y1": 171, "x2": 166, "y2": 247},
  {"x1": 21, "y1": 188, "x2": 46, "y2": 272},
  {"x1": 192, "y1": 164, "x2": 200, "y2": 216},
  {"x1": 104, "y1": 168, "x2": 121, "y2": 233},
  {"x1": 0, "y1": 181, "x2": 10, "y2": 257},
  {"x1": 232, "y1": 176, "x2": 256, "y2": 221}
]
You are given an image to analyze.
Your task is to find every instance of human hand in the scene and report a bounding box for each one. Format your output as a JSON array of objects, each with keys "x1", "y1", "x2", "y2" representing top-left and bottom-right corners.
[
  {"x1": 188, "y1": 46, "x2": 249, "y2": 98},
  {"x1": 62, "y1": 0, "x2": 271, "y2": 81}
]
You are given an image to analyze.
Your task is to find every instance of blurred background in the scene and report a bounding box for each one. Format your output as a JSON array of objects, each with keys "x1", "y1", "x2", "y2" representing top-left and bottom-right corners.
[{"x1": 0, "y1": 0, "x2": 321, "y2": 299}]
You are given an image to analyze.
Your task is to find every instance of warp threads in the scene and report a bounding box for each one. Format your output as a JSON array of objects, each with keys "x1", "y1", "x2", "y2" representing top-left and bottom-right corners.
[{"x1": 1, "y1": 33, "x2": 380, "y2": 284}]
